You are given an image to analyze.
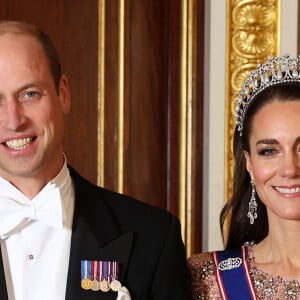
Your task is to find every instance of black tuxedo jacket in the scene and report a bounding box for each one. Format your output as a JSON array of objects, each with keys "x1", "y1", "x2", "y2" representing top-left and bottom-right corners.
[{"x1": 0, "y1": 167, "x2": 192, "y2": 299}]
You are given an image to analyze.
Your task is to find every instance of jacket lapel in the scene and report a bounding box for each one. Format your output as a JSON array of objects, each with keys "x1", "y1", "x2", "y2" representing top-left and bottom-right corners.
[
  {"x1": 0, "y1": 246, "x2": 8, "y2": 300},
  {"x1": 65, "y1": 169, "x2": 134, "y2": 300}
]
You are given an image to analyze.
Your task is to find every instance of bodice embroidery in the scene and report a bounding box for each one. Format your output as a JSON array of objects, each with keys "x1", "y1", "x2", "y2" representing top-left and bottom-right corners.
[{"x1": 188, "y1": 242, "x2": 300, "y2": 300}]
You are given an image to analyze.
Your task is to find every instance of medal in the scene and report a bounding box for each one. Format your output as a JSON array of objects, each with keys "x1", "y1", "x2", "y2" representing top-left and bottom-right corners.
[
  {"x1": 99, "y1": 261, "x2": 110, "y2": 292},
  {"x1": 81, "y1": 260, "x2": 92, "y2": 290},
  {"x1": 110, "y1": 279, "x2": 121, "y2": 292},
  {"x1": 90, "y1": 261, "x2": 101, "y2": 291},
  {"x1": 91, "y1": 280, "x2": 101, "y2": 291},
  {"x1": 81, "y1": 278, "x2": 92, "y2": 290},
  {"x1": 110, "y1": 261, "x2": 121, "y2": 291},
  {"x1": 100, "y1": 279, "x2": 110, "y2": 292}
]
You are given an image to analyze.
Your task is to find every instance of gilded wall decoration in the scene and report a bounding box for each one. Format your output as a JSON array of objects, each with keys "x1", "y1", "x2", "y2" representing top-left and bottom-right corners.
[{"x1": 225, "y1": 0, "x2": 280, "y2": 213}]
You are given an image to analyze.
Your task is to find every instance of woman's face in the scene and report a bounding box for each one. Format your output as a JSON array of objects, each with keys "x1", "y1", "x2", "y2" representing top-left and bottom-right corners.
[{"x1": 244, "y1": 100, "x2": 300, "y2": 221}]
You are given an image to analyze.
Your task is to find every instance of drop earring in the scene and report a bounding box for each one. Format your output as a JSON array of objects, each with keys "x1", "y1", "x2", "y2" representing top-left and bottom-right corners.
[{"x1": 247, "y1": 179, "x2": 257, "y2": 225}]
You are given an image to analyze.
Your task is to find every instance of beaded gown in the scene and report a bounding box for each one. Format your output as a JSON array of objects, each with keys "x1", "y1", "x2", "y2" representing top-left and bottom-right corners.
[{"x1": 188, "y1": 242, "x2": 300, "y2": 300}]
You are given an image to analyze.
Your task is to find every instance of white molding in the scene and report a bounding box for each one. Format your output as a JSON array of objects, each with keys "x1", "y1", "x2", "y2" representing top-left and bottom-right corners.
[
  {"x1": 202, "y1": 0, "x2": 226, "y2": 252},
  {"x1": 280, "y1": 0, "x2": 298, "y2": 56}
]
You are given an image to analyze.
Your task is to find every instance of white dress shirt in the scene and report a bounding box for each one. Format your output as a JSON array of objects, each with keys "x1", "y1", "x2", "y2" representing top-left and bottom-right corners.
[{"x1": 0, "y1": 161, "x2": 74, "y2": 300}]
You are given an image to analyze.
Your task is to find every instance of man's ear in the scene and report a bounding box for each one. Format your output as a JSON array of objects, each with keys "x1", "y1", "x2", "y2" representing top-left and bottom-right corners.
[{"x1": 58, "y1": 75, "x2": 71, "y2": 114}]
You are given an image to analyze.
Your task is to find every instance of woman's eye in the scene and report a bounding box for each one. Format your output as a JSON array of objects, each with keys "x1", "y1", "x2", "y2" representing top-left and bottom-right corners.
[{"x1": 258, "y1": 148, "x2": 277, "y2": 156}]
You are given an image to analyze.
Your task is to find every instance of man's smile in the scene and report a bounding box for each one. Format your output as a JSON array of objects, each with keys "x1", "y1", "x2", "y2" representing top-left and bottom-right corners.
[{"x1": 5, "y1": 137, "x2": 34, "y2": 150}]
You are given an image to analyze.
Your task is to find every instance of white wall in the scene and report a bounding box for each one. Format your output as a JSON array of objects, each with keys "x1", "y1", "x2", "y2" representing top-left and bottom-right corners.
[
  {"x1": 202, "y1": 0, "x2": 298, "y2": 252},
  {"x1": 280, "y1": 0, "x2": 298, "y2": 56},
  {"x1": 202, "y1": 0, "x2": 226, "y2": 252}
]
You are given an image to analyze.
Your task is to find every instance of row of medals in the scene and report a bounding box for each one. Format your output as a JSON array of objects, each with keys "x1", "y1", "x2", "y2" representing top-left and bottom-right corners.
[{"x1": 81, "y1": 277, "x2": 122, "y2": 292}]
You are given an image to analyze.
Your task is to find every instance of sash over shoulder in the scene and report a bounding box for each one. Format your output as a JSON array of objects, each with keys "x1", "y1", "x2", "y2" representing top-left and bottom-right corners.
[{"x1": 212, "y1": 246, "x2": 257, "y2": 300}]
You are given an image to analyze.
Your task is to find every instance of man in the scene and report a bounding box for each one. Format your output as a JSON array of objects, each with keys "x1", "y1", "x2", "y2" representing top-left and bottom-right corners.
[{"x1": 0, "y1": 21, "x2": 192, "y2": 299}]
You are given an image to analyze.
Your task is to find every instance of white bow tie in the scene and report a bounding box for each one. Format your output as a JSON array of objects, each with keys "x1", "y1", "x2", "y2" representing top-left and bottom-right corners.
[{"x1": 0, "y1": 182, "x2": 64, "y2": 239}]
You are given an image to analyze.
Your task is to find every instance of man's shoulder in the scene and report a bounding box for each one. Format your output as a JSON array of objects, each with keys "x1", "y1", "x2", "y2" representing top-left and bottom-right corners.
[
  {"x1": 98, "y1": 186, "x2": 176, "y2": 233},
  {"x1": 69, "y1": 165, "x2": 177, "y2": 228},
  {"x1": 101, "y1": 185, "x2": 170, "y2": 216}
]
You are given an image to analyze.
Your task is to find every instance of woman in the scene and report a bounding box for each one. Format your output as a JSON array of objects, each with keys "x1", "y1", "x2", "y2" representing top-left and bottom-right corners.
[{"x1": 188, "y1": 54, "x2": 300, "y2": 299}]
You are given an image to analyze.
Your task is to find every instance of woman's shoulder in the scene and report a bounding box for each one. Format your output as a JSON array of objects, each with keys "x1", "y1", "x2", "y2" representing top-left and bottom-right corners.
[
  {"x1": 187, "y1": 251, "x2": 215, "y2": 285},
  {"x1": 188, "y1": 252, "x2": 220, "y2": 299},
  {"x1": 188, "y1": 251, "x2": 213, "y2": 270}
]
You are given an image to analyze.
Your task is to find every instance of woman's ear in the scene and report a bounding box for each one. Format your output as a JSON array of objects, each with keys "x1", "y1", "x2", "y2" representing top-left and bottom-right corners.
[{"x1": 244, "y1": 150, "x2": 253, "y2": 179}]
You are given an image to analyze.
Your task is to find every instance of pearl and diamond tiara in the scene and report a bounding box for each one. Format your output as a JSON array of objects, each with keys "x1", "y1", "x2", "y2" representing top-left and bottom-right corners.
[{"x1": 235, "y1": 54, "x2": 300, "y2": 135}]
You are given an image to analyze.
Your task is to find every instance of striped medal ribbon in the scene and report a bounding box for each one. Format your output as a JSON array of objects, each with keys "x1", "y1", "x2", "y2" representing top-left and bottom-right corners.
[{"x1": 81, "y1": 260, "x2": 121, "y2": 292}]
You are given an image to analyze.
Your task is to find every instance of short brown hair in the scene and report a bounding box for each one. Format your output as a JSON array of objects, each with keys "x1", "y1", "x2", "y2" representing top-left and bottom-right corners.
[{"x1": 0, "y1": 20, "x2": 62, "y2": 93}]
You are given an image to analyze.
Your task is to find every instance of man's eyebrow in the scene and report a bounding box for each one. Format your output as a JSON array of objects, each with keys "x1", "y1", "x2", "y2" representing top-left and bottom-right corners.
[
  {"x1": 17, "y1": 83, "x2": 41, "y2": 91},
  {"x1": 0, "y1": 83, "x2": 36, "y2": 98}
]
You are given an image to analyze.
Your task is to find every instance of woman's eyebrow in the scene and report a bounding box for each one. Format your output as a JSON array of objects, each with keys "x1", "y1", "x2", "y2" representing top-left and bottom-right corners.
[{"x1": 256, "y1": 138, "x2": 278, "y2": 146}]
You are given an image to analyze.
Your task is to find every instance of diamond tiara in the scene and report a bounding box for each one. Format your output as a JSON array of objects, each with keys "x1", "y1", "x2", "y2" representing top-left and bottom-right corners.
[{"x1": 235, "y1": 54, "x2": 300, "y2": 135}]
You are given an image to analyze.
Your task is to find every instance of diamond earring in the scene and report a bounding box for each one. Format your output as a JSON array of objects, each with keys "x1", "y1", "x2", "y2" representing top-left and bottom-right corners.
[{"x1": 247, "y1": 179, "x2": 258, "y2": 225}]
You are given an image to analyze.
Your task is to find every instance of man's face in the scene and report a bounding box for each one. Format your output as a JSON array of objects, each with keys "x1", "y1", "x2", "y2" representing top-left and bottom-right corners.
[{"x1": 0, "y1": 33, "x2": 70, "y2": 193}]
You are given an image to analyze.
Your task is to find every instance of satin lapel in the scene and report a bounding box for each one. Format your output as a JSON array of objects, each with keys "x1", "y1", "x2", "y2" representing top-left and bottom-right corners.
[
  {"x1": 65, "y1": 171, "x2": 134, "y2": 300},
  {"x1": 0, "y1": 245, "x2": 8, "y2": 300}
]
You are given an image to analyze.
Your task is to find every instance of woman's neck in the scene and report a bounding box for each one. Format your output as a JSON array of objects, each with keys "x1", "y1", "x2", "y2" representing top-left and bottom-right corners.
[{"x1": 254, "y1": 218, "x2": 300, "y2": 277}]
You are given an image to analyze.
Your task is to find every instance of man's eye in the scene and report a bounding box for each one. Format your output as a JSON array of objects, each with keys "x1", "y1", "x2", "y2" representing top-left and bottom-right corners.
[
  {"x1": 21, "y1": 91, "x2": 41, "y2": 102},
  {"x1": 25, "y1": 91, "x2": 38, "y2": 98}
]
